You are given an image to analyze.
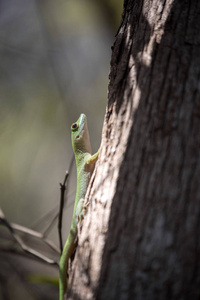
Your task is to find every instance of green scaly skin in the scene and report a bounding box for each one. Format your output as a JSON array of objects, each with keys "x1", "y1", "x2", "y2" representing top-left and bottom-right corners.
[{"x1": 59, "y1": 114, "x2": 99, "y2": 300}]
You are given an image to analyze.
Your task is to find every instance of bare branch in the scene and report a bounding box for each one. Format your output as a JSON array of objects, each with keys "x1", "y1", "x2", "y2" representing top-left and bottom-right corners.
[
  {"x1": 30, "y1": 189, "x2": 75, "y2": 234},
  {"x1": 0, "y1": 209, "x2": 59, "y2": 266},
  {"x1": 58, "y1": 171, "x2": 69, "y2": 252},
  {"x1": 11, "y1": 223, "x2": 60, "y2": 254},
  {"x1": 58, "y1": 155, "x2": 74, "y2": 253}
]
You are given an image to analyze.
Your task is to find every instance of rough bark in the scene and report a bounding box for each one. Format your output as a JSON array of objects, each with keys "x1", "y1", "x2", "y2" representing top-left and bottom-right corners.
[{"x1": 67, "y1": 0, "x2": 200, "y2": 299}]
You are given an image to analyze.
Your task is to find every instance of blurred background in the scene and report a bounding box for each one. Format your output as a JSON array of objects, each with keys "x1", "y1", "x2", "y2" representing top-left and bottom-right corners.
[{"x1": 0, "y1": 0, "x2": 123, "y2": 299}]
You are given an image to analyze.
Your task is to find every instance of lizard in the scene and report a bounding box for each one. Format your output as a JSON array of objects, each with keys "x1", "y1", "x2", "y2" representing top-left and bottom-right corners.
[{"x1": 59, "y1": 113, "x2": 99, "y2": 300}]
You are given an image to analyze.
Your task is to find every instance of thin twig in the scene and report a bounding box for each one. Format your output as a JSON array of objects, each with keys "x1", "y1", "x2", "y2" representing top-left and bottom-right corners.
[
  {"x1": 0, "y1": 209, "x2": 59, "y2": 266},
  {"x1": 30, "y1": 189, "x2": 75, "y2": 234},
  {"x1": 11, "y1": 223, "x2": 60, "y2": 254},
  {"x1": 0, "y1": 247, "x2": 58, "y2": 268},
  {"x1": 58, "y1": 156, "x2": 74, "y2": 253},
  {"x1": 42, "y1": 196, "x2": 75, "y2": 237},
  {"x1": 58, "y1": 171, "x2": 69, "y2": 253}
]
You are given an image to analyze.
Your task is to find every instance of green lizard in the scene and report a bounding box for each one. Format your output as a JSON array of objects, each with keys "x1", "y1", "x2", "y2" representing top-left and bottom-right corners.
[{"x1": 59, "y1": 113, "x2": 99, "y2": 300}]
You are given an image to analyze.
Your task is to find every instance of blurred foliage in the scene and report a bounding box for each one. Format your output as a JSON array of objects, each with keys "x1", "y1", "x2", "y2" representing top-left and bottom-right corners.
[{"x1": 0, "y1": 0, "x2": 123, "y2": 299}]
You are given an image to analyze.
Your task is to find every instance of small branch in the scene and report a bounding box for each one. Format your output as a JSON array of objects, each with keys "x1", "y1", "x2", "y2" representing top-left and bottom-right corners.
[
  {"x1": 0, "y1": 247, "x2": 58, "y2": 268},
  {"x1": 11, "y1": 223, "x2": 60, "y2": 254},
  {"x1": 0, "y1": 209, "x2": 59, "y2": 266},
  {"x1": 58, "y1": 156, "x2": 74, "y2": 253},
  {"x1": 58, "y1": 171, "x2": 69, "y2": 253},
  {"x1": 30, "y1": 189, "x2": 75, "y2": 235},
  {"x1": 38, "y1": 192, "x2": 75, "y2": 237}
]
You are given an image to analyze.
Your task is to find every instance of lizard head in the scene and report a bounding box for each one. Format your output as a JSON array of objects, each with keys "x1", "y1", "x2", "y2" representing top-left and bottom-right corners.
[{"x1": 71, "y1": 113, "x2": 92, "y2": 154}]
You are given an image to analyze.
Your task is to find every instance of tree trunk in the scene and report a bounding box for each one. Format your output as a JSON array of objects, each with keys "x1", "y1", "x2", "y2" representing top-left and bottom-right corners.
[{"x1": 67, "y1": 0, "x2": 200, "y2": 299}]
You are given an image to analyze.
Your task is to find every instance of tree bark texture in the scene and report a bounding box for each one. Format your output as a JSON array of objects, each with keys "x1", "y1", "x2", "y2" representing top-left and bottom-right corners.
[{"x1": 67, "y1": 0, "x2": 200, "y2": 299}]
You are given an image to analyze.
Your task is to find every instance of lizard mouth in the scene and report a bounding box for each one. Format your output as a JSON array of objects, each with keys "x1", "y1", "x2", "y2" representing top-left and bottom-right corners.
[
  {"x1": 79, "y1": 114, "x2": 87, "y2": 132},
  {"x1": 79, "y1": 113, "x2": 86, "y2": 125},
  {"x1": 74, "y1": 113, "x2": 87, "y2": 141},
  {"x1": 80, "y1": 114, "x2": 86, "y2": 124}
]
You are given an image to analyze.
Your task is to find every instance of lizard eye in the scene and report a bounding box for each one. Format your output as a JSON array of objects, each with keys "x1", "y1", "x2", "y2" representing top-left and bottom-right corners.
[{"x1": 71, "y1": 123, "x2": 78, "y2": 131}]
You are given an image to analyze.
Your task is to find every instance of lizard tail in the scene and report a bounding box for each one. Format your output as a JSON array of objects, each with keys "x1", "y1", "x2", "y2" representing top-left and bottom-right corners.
[{"x1": 59, "y1": 228, "x2": 77, "y2": 300}]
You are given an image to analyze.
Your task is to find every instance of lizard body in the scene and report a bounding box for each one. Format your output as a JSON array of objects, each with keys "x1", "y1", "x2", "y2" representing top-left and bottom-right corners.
[{"x1": 59, "y1": 114, "x2": 98, "y2": 300}]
